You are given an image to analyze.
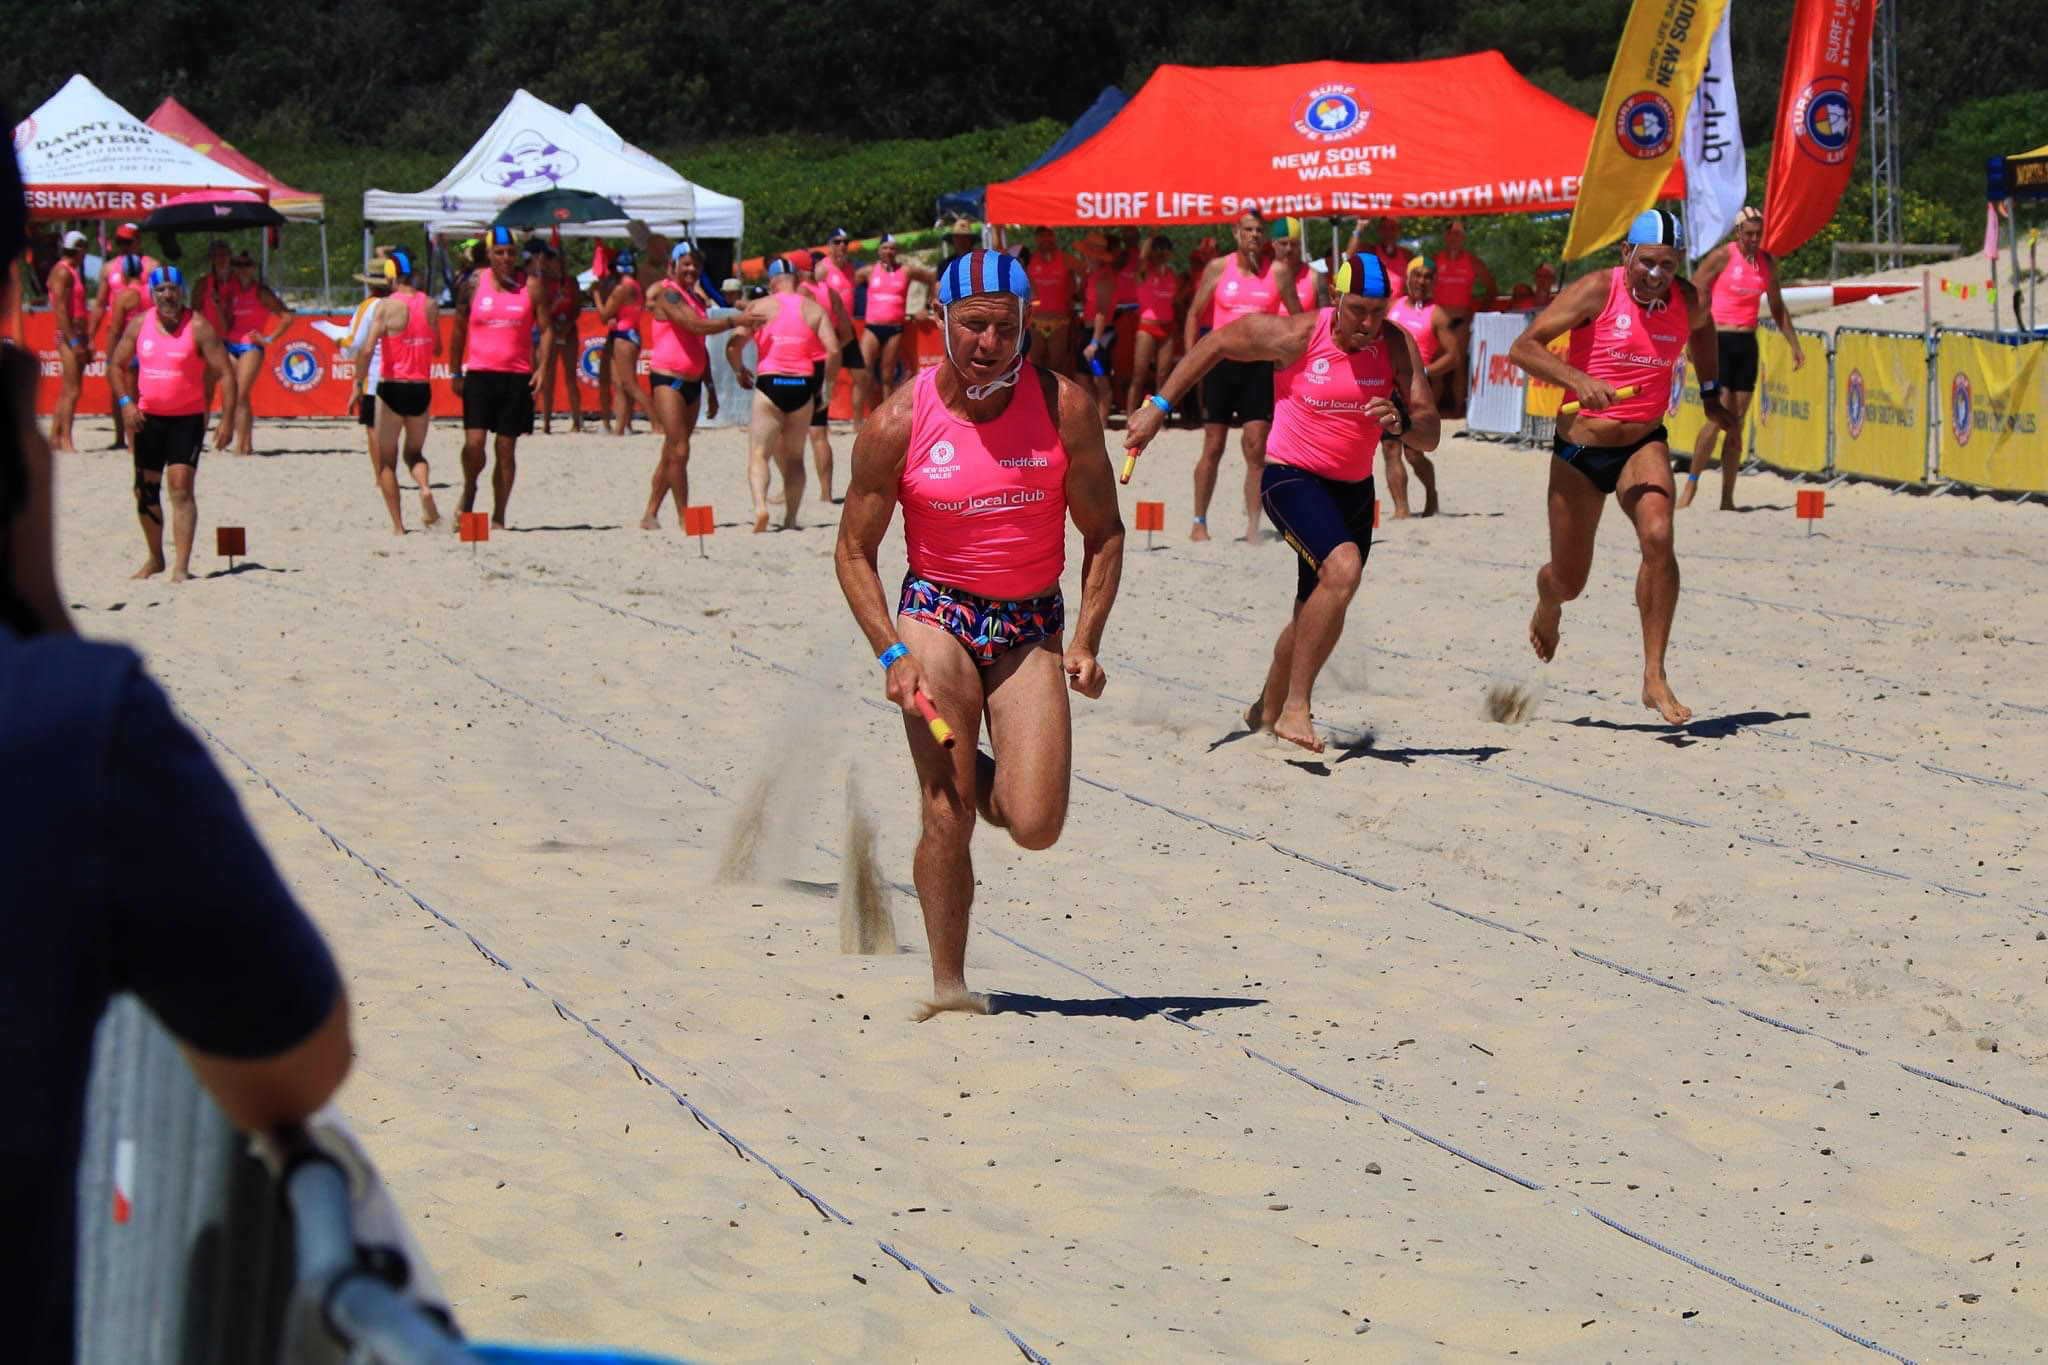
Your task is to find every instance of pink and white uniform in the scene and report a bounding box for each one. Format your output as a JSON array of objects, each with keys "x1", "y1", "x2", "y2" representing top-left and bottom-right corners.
[
  {"x1": 466, "y1": 269, "x2": 535, "y2": 374},
  {"x1": 757, "y1": 292, "x2": 826, "y2": 377},
  {"x1": 900, "y1": 367, "x2": 1067, "y2": 599},
  {"x1": 379, "y1": 291, "x2": 434, "y2": 382},
  {"x1": 137, "y1": 309, "x2": 208, "y2": 416},
  {"x1": 1710, "y1": 248, "x2": 1772, "y2": 330},
  {"x1": 1213, "y1": 255, "x2": 1283, "y2": 325},
  {"x1": 1566, "y1": 267, "x2": 1690, "y2": 425},
  {"x1": 864, "y1": 263, "x2": 909, "y2": 326},
  {"x1": 646, "y1": 283, "x2": 710, "y2": 379},
  {"x1": 1267, "y1": 310, "x2": 1398, "y2": 481},
  {"x1": 1386, "y1": 297, "x2": 1440, "y2": 369}
]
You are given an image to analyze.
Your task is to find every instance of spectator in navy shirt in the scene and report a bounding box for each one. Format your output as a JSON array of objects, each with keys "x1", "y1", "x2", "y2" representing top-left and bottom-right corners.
[{"x1": 0, "y1": 123, "x2": 354, "y2": 1364}]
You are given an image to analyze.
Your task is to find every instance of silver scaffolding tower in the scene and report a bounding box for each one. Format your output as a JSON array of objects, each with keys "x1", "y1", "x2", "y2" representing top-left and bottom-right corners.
[{"x1": 1867, "y1": 0, "x2": 1903, "y2": 268}]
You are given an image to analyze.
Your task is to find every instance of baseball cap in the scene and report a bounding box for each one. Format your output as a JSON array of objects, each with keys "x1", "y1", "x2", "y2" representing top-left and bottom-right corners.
[
  {"x1": 878, "y1": 233, "x2": 896, "y2": 246},
  {"x1": 61, "y1": 230, "x2": 87, "y2": 249},
  {"x1": 827, "y1": 227, "x2": 850, "y2": 242},
  {"x1": 114, "y1": 223, "x2": 140, "y2": 241}
]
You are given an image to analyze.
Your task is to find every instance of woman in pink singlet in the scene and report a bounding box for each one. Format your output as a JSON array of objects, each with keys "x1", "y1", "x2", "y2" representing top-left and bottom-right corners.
[
  {"x1": 856, "y1": 234, "x2": 936, "y2": 403},
  {"x1": 831, "y1": 248, "x2": 1126, "y2": 1015},
  {"x1": 46, "y1": 231, "x2": 92, "y2": 452},
  {"x1": 1126, "y1": 252, "x2": 1438, "y2": 754},
  {"x1": 1382, "y1": 255, "x2": 1457, "y2": 517},
  {"x1": 1680, "y1": 205, "x2": 1804, "y2": 510},
  {"x1": 726, "y1": 257, "x2": 839, "y2": 532},
  {"x1": 598, "y1": 247, "x2": 656, "y2": 437},
  {"x1": 529, "y1": 244, "x2": 583, "y2": 434},
  {"x1": 1508, "y1": 209, "x2": 1729, "y2": 727},
  {"x1": 354, "y1": 248, "x2": 442, "y2": 535},
  {"x1": 218, "y1": 248, "x2": 293, "y2": 455},
  {"x1": 638, "y1": 242, "x2": 738, "y2": 532},
  {"x1": 1124, "y1": 235, "x2": 1179, "y2": 430}
]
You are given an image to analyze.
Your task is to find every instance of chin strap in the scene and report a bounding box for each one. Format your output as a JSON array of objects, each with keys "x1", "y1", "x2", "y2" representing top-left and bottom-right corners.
[{"x1": 942, "y1": 299, "x2": 1028, "y2": 399}]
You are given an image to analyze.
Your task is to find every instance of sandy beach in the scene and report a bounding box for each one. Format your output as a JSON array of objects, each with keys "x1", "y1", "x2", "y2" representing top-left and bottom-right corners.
[{"x1": 50, "y1": 402, "x2": 2046, "y2": 1361}]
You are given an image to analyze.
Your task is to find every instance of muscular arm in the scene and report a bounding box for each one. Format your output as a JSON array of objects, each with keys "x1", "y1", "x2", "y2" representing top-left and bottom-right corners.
[
  {"x1": 1054, "y1": 372, "x2": 1125, "y2": 662},
  {"x1": 193, "y1": 318, "x2": 239, "y2": 441},
  {"x1": 1680, "y1": 279, "x2": 1721, "y2": 390},
  {"x1": 832, "y1": 386, "x2": 914, "y2": 656},
  {"x1": 425, "y1": 298, "x2": 443, "y2": 357},
  {"x1": 449, "y1": 275, "x2": 476, "y2": 373},
  {"x1": 724, "y1": 299, "x2": 762, "y2": 380},
  {"x1": 1388, "y1": 323, "x2": 1442, "y2": 452},
  {"x1": 1507, "y1": 273, "x2": 1608, "y2": 389},
  {"x1": 1761, "y1": 253, "x2": 1804, "y2": 362},
  {"x1": 258, "y1": 286, "x2": 294, "y2": 345},
  {"x1": 527, "y1": 276, "x2": 555, "y2": 384},
  {"x1": 1427, "y1": 307, "x2": 1460, "y2": 380},
  {"x1": 1690, "y1": 244, "x2": 1729, "y2": 301},
  {"x1": 1159, "y1": 312, "x2": 1313, "y2": 408},
  {"x1": 645, "y1": 286, "x2": 736, "y2": 335},
  {"x1": 810, "y1": 298, "x2": 840, "y2": 389},
  {"x1": 1183, "y1": 259, "x2": 1223, "y2": 351},
  {"x1": 1472, "y1": 252, "x2": 1498, "y2": 310},
  {"x1": 107, "y1": 317, "x2": 143, "y2": 406},
  {"x1": 1274, "y1": 260, "x2": 1304, "y2": 314}
]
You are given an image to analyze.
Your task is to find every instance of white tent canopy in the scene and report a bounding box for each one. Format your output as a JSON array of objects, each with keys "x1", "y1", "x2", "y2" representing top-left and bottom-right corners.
[
  {"x1": 362, "y1": 89, "x2": 695, "y2": 237},
  {"x1": 568, "y1": 103, "x2": 744, "y2": 242},
  {"x1": 15, "y1": 75, "x2": 265, "y2": 220}
]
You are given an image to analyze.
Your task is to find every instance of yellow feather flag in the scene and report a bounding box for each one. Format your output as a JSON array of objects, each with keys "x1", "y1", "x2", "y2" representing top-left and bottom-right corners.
[{"x1": 1564, "y1": 0, "x2": 1729, "y2": 260}]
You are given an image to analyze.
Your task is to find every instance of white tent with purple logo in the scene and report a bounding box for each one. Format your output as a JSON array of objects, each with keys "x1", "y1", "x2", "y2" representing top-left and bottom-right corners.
[{"x1": 361, "y1": 88, "x2": 696, "y2": 238}]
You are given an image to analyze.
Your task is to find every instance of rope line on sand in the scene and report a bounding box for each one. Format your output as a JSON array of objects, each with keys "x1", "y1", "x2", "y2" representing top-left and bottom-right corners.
[{"x1": 175, "y1": 706, "x2": 1053, "y2": 1364}]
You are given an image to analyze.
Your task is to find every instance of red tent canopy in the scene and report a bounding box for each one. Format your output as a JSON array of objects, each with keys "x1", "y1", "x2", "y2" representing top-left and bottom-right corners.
[
  {"x1": 987, "y1": 54, "x2": 1682, "y2": 226},
  {"x1": 146, "y1": 97, "x2": 324, "y2": 222}
]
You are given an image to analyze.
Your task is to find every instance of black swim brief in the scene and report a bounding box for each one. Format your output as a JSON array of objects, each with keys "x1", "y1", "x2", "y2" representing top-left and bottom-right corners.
[
  {"x1": 759, "y1": 371, "x2": 820, "y2": 414},
  {"x1": 1552, "y1": 425, "x2": 1669, "y2": 495}
]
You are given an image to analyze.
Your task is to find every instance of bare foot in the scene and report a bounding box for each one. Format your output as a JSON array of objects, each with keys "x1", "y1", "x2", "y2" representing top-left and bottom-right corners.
[
  {"x1": 390, "y1": 524, "x2": 406, "y2": 537},
  {"x1": 1243, "y1": 699, "x2": 1265, "y2": 733},
  {"x1": 490, "y1": 515, "x2": 507, "y2": 530},
  {"x1": 1529, "y1": 599, "x2": 1562, "y2": 662},
  {"x1": 1676, "y1": 480, "x2": 1698, "y2": 510},
  {"x1": 1419, "y1": 494, "x2": 1439, "y2": 518},
  {"x1": 1190, "y1": 522, "x2": 1212, "y2": 542},
  {"x1": 639, "y1": 515, "x2": 660, "y2": 531},
  {"x1": 420, "y1": 495, "x2": 441, "y2": 528},
  {"x1": 913, "y1": 990, "x2": 992, "y2": 1022},
  {"x1": 1643, "y1": 676, "x2": 1693, "y2": 726},
  {"x1": 1272, "y1": 703, "x2": 1324, "y2": 754},
  {"x1": 130, "y1": 556, "x2": 165, "y2": 580},
  {"x1": 1719, "y1": 497, "x2": 1738, "y2": 512},
  {"x1": 752, "y1": 510, "x2": 771, "y2": 533},
  {"x1": 169, "y1": 567, "x2": 190, "y2": 584}
]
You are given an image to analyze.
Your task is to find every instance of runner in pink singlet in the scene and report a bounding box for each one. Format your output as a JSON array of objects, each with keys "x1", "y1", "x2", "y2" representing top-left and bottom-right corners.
[
  {"x1": 211, "y1": 248, "x2": 293, "y2": 455},
  {"x1": 834, "y1": 248, "x2": 1125, "y2": 1016},
  {"x1": 46, "y1": 231, "x2": 91, "y2": 452},
  {"x1": 450, "y1": 226, "x2": 552, "y2": 529},
  {"x1": 1183, "y1": 210, "x2": 1305, "y2": 541},
  {"x1": 1025, "y1": 228, "x2": 1079, "y2": 378},
  {"x1": 106, "y1": 266, "x2": 237, "y2": 583},
  {"x1": 1680, "y1": 205, "x2": 1804, "y2": 511},
  {"x1": 639, "y1": 241, "x2": 739, "y2": 533},
  {"x1": 856, "y1": 234, "x2": 936, "y2": 406},
  {"x1": 1509, "y1": 209, "x2": 1730, "y2": 726},
  {"x1": 597, "y1": 249, "x2": 656, "y2": 437},
  {"x1": 1381, "y1": 255, "x2": 1460, "y2": 517},
  {"x1": 1127, "y1": 253, "x2": 1438, "y2": 754},
  {"x1": 819, "y1": 228, "x2": 871, "y2": 424},
  {"x1": 1124, "y1": 235, "x2": 1180, "y2": 429},
  {"x1": 727, "y1": 257, "x2": 839, "y2": 531},
  {"x1": 351, "y1": 249, "x2": 444, "y2": 534}
]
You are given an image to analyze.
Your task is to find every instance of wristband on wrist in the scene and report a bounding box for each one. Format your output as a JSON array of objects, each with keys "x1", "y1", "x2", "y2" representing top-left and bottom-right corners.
[
  {"x1": 1700, "y1": 379, "x2": 1722, "y2": 397},
  {"x1": 116, "y1": 395, "x2": 133, "y2": 407},
  {"x1": 1147, "y1": 393, "x2": 1172, "y2": 415},
  {"x1": 878, "y1": 642, "x2": 909, "y2": 669}
]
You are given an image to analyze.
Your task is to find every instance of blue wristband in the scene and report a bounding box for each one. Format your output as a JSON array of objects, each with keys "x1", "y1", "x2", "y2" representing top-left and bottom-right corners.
[
  {"x1": 116, "y1": 395, "x2": 133, "y2": 407},
  {"x1": 878, "y1": 642, "x2": 909, "y2": 669},
  {"x1": 1147, "y1": 393, "x2": 1172, "y2": 414}
]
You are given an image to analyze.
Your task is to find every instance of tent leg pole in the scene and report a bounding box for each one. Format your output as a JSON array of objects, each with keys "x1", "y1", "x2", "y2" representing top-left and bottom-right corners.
[
  {"x1": 320, "y1": 222, "x2": 331, "y2": 312},
  {"x1": 363, "y1": 227, "x2": 373, "y2": 285}
]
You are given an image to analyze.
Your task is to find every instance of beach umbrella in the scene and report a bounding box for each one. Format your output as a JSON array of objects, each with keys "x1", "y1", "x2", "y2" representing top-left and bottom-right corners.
[
  {"x1": 138, "y1": 189, "x2": 286, "y2": 233},
  {"x1": 493, "y1": 188, "x2": 630, "y2": 229}
]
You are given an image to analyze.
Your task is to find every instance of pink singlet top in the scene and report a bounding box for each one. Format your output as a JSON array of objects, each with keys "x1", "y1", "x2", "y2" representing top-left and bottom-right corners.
[
  {"x1": 611, "y1": 278, "x2": 643, "y2": 333},
  {"x1": 137, "y1": 308, "x2": 207, "y2": 416},
  {"x1": 1214, "y1": 255, "x2": 1282, "y2": 325},
  {"x1": 51, "y1": 260, "x2": 88, "y2": 323},
  {"x1": 193, "y1": 268, "x2": 233, "y2": 331},
  {"x1": 865, "y1": 263, "x2": 908, "y2": 325},
  {"x1": 466, "y1": 269, "x2": 535, "y2": 374},
  {"x1": 1267, "y1": 309, "x2": 1397, "y2": 482},
  {"x1": 1136, "y1": 266, "x2": 1177, "y2": 323},
  {"x1": 1386, "y1": 297, "x2": 1440, "y2": 368},
  {"x1": 1710, "y1": 247, "x2": 1772, "y2": 330},
  {"x1": 379, "y1": 290, "x2": 434, "y2": 383},
  {"x1": 1081, "y1": 266, "x2": 1113, "y2": 324},
  {"x1": 645, "y1": 282, "x2": 709, "y2": 378},
  {"x1": 223, "y1": 278, "x2": 270, "y2": 343},
  {"x1": 901, "y1": 367, "x2": 1068, "y2": 600},
  {"x1": 757, "y1": 292, "x2": 824, "y2": 376},
  {"x1": 821, "y1": 258, "x2": 857, "y2": 323},
  {"x1": 1113, "y1": 261, "x2": 1139, "y2": 309},
  {"x1": 1435, "y1": 250, "x2": 1477, "y2": 311},
  {"x1": 1566, "y1": 267, "x2": 1691, "y2": 425},
  {"x1": 1028, "y1": 249, "x2": 1072, "y2": 316}
]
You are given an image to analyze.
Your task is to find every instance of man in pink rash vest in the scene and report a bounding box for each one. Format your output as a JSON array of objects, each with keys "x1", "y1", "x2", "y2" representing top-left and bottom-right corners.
[
  {"x1": 1679, "y1": 204, "x2": 1803, "y2": 512},
  {"x1": 106, "y1": 267, "x2": 238, "y2": 583},
  {"x1": 448, "y1": 226, "x2": 554, "y2": 529},
  {"x1": 834, "y1": 249, "x2": 1125, "y2": 1018},
  {"x1": 1508, "y1": 209, "x2": 1732, "y2": 727},
  {"x1": 1127, "y1": 252, "x2": 1439, "y2": 755},
  {"x1": 1183, "y1": 209, "x2": 1306, "y2": 543},
  {"x1": 1382, "y1": 254, "x2": 1459, "y2": 518}
]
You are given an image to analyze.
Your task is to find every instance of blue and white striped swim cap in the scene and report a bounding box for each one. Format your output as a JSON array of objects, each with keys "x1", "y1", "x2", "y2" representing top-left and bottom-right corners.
[{"x1": 1624, "y1": 209, "x2": 1683, "y2": 249}]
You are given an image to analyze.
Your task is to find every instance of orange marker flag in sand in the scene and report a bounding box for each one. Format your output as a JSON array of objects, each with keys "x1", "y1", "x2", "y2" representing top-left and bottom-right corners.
[
  {"x1": 1135, "y1": 500, "x2": 1165, "y2": 550},
  {"x1": 458, "y1": 512, "x2": 489, "y2": 556},
  {"x1": 683, "y1": 505, "x2": 715, "y2": 557},
  {"x1": 215, "y1": 526, "x2": 245, "y2": 572},
  {"x1": 1796, "y1": 488, "x2": 1825, "y2": 537}
]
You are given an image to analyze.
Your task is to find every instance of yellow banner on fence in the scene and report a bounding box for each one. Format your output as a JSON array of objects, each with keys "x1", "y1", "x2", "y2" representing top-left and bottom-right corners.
[
  {"x1": 1937, "y1": 333, "x2": 2048, "y2": 493},
  {"x1": 1523, "y1": 334, "x2": 1573, "y2": 418},
  {"x1": 1834, "y1": 331, "x2": 1927, "y2": 484},
  {"x1": 1749, "y1": 326, "x2": 1828, "y2": 473}
]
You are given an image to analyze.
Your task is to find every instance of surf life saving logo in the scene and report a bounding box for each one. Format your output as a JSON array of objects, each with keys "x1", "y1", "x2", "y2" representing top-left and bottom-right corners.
[
  {"x1": 1615, "y1": 92, "x2": 1676, "y2": 160},
  {"x1": 1950, "y1": 371, "x2": 1973, "y2": 446},
  {"x1": 1792, "y1": 78, "x2": 1856, "y2": 165},
  {"x1": 273, "y1": 341, "x2": 321, "y2": 393},
  {"x1": 1845, "y1": 368, "x2": 1866, "y2": 438},
  {"x1": 578, "y1": 335, "x2": 606, "y2": 385},
  {"x1": 483, "y1": 132, "x2": 581, "y2": 190},
  {"x1": 1293, "y1": 84, "x2": 1371, "y2": 144},
  {"x1": 930, "y1": 440, "x2": 956, "y2": 466}
]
